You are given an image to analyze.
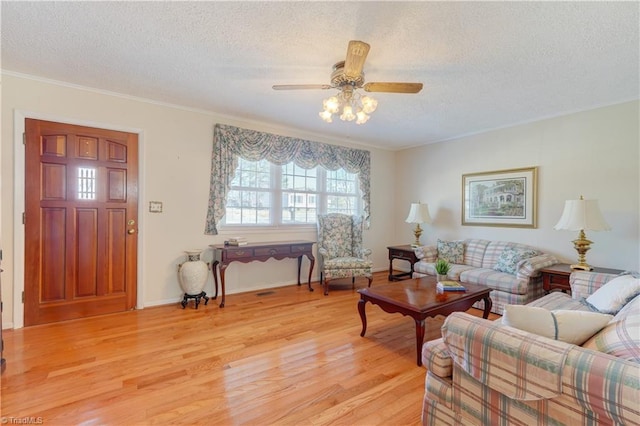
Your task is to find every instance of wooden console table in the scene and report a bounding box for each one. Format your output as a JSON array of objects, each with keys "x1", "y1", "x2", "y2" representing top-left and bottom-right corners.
[{"x1": 210, "y1": 240, "x2": 315, "y2": 308}]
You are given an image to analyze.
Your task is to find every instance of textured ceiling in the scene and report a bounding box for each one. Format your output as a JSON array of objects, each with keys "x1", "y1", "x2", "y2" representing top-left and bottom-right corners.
[{"x1": 2, "y1": 1, "x2": 638, "y2": 150}]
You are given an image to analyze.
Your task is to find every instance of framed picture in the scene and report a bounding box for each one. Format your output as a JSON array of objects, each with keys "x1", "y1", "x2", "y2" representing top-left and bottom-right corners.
[{"x1": 462, "y1": 166, "x2": 538, "y2": 228}]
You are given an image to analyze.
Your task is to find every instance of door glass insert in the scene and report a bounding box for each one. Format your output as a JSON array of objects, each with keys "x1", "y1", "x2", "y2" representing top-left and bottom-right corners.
[{"x1": 78, "y1": 167, "x2": 97, "y2": 200}]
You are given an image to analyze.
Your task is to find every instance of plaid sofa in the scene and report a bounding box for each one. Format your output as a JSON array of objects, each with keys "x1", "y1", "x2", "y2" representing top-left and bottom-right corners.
[
  {"x1": 421, "y1": 271, "x2": 640, "y2": 426},
  {"x1": 414, "y1": 239, "x2": 558, "y2": 314}
]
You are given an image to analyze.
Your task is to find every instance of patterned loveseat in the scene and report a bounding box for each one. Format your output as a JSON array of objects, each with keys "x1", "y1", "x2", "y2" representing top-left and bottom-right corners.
[
  {"x1": 414, "y1": 239, "x2": 558, "y2": 314},
  {"x1": 421, "y1": 271, "x2": 640, "y2": 425}
]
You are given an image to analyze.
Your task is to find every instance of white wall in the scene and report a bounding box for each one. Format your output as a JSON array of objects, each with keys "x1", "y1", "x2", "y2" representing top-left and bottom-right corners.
[
  {"x1": 3, "y1": 73, "x2": 638, "y2": 330},
  {"x1": 395, "y1": 101, "x2": 640, "y2": 271},
  {"x1": 1, "y1": 73, "x2": 397, "y2": 328}
]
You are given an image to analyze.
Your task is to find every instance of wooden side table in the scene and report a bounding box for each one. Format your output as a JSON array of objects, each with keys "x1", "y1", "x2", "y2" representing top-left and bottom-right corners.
[
  {"x1": 541, "y1": 263, "x2": 625, "y2": 294},
  {"x1": 387, "y1": 245, "x2": 419, "y2": 281}
]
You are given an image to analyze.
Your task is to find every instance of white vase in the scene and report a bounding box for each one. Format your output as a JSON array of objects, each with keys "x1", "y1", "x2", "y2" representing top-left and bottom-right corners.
[
  {"x1": 437, "y1": 274, "x2": 448, "y2": 282},
  {"x1": 178, "y1": 250, "x2": 208, "y2": 296}
]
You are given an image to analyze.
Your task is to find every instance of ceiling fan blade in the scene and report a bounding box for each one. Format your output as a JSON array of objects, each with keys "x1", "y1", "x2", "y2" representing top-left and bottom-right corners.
[
  {"x1": 363, "y1": 82, "x2": 424, "y2": 93},
  {"x1": 343, "y1": 40, "x2": 370, "y2": 79},
  {"x1": 272, "y1": 84, "x2": 332, "y2": 90}
]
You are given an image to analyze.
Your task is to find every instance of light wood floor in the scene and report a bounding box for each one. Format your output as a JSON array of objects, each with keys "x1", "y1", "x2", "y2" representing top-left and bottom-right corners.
[{"x1": 1, "y1": 272, "x2": 494, "y2": 425}]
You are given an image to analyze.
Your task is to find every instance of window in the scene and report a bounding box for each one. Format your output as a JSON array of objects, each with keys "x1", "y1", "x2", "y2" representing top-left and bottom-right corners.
[
  {"x1": 205, "y1": 124, "x2": 370, "y2": 235},
  {"x1": 282, "y1": 163, "x2": 317, "y2": 224},
  {"x1": 226, "y1": 159, "x2": 271, "y2": 225},
  {"x1": 326, "y1": 168, "x2": 359, "y2": 215},
  {"x1": 224, "y1": 158, "x2": 361, "y2": 227}
]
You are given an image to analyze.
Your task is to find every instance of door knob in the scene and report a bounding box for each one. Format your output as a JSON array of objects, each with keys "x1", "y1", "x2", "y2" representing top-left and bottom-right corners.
[{"x1": 128, "y1": 229, "x2": 136, "y2": 234}]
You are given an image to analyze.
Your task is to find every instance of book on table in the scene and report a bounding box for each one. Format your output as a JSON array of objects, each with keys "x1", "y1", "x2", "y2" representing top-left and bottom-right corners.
[
  {"x1": 436, "y1": 280, "x2": 466, "y2": 291},
  {"x1": 226, "y1": 237, "x2": 248, "y2": 246}
]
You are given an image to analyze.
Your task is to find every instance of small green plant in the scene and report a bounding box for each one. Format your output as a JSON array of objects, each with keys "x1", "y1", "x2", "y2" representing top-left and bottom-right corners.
[{"x1": 434, "y1": 259, "x2": 451, "y2": 275}]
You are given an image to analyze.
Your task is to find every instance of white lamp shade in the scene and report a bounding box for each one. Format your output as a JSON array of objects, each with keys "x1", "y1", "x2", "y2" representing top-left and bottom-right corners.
[
  {"x1": 405, "y1": 203, "x2": 432, "y2": 224},
  {"x1": 554, "y1": 199, "x2": 611, "y2": 231}
]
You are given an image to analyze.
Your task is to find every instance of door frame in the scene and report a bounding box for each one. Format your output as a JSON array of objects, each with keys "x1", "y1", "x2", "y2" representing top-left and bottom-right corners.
[{"x1": 12, "y1": 110, "x2": 146, "y2": 329}]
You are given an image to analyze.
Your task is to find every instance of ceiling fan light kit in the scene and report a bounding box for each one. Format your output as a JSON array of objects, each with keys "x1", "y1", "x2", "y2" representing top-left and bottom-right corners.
[
  {"x1": 319, "y1": 85, "x2": 378, "y2": 124},
  {"x1": 273, "y1": 40, "x2": 423, "y2": 125}
]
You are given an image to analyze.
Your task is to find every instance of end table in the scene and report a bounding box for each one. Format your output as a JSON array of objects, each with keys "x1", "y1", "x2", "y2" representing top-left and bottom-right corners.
[
  {"x1": 387, "y1": 245, "x2": 419, "y2": 281},
  {"x1": 541, "y1": 263, "x2": 625, "y2": 294}
]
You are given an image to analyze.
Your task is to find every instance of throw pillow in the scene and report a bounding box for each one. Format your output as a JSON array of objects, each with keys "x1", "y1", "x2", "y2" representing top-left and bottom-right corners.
[
  {"x1": 582, "y1": 294, "x2": 640, "y2": 362},
  {"x1": 502, "y1": 305, "x2": 613, "y2": 345},
  {"x1": 494, "y1": 247, "x2": 539, "y2": 275},
  {"x1": 585, "y1": 274, "x2": 640, "y2": 315},
  {"x1": 437, "y1": 239, "x2": 464, "y2": 264}
]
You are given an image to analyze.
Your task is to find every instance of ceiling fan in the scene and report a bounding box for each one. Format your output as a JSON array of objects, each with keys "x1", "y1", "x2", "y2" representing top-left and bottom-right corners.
[{"x1": 272, "y1": 40, "x2": 423, "y2": 124}]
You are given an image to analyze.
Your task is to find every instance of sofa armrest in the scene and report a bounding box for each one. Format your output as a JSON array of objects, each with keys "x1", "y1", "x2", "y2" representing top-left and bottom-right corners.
[
  {"x1": 318, "y1": 247, "x2": 329, "y2": 258},
  {"x1": 422, "y1": 338, "x2": 452, "y2": 377},
  {"x1": 570, "y1": 271, "x2": 618, "y2": 300},
  {"x1": 516, "y1": 253, "x2": 559, "y2": 279},
  {"x1": 414, "y1": 245, "x2": 437, "y2": 262},
  {"x1": 357, "y1": 248, "x2": 372, "y2": 258},
  {"x1": 442, "y1": 312, "x2": 571, "y2": 400}
]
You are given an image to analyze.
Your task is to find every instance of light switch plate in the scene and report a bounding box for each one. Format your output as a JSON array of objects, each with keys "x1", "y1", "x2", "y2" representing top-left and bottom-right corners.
[{"x1": 149, "y1": 201, "x2": 163, "y2": 213}]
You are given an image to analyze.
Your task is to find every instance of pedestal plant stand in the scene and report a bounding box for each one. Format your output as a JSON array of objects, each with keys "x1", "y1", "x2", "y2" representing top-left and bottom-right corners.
[{"x1": 179, "y1": 250, "x2": 210, "y2": 309}]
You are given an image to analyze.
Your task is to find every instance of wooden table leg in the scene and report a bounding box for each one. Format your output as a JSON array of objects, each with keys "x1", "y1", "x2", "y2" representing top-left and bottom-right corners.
[
  {"x1": 482, "y1": 296, "x2": 492, "y2": 319},
  {"x1": 388, "y1": 257, "x2": 394, "y2": 281},
  {"x1": 358, "y1": 296, "x2": 368, "y2": 337},
  {"x1": 415, "y1": 318, "x2": 426, "y2": 367},
  {"x1": 297, "y1": 254, "x2": 316, "y2": 292},
  {"x1": 307, "y1": 254, "x2": 315, "y2": 292},
  {"x1": 219, "y1": 264, "x2": 227, "y2": 308},
  {"x1": 211, "y1": 261, "x2": 219, "y2": 300},
  {"x1": 543, "y1": 275, "x2": 551, "y2": 295}
]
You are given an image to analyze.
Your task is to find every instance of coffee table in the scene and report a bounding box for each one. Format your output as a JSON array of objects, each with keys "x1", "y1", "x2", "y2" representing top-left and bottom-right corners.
[{"x1": 357, "y1": 276, "x2": 492, "y2": 366}]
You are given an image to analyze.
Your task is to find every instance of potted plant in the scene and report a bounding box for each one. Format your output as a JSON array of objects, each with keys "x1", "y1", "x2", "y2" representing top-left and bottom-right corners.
[{"x1": 435, "y1": 259, "x2": 450, "y2": 282}]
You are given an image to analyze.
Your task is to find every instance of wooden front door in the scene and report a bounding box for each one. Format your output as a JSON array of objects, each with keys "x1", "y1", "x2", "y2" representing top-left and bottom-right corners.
[{"x1": 24, "y1": 119, "x2": 138, "y2": 326}]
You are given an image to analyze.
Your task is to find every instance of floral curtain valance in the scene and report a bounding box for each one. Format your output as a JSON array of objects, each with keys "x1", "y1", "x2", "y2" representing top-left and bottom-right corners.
[{"x1": 205, "y1": 124, "x2": 371, "y2": 235}]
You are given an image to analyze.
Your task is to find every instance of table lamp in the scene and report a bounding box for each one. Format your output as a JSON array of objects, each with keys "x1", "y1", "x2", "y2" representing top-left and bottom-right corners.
[
  {"x1": 553, "y1": 196, "x2": 611, "y2": 270},
  {"x1": 405, "y1": 202, "x2": 432, "y2": 247}
]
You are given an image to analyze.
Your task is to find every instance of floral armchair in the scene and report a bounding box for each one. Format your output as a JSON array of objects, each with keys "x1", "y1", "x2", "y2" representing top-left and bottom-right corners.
[{"x1": 316, "y1": 213, "x2": 373, "y2": 295}]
